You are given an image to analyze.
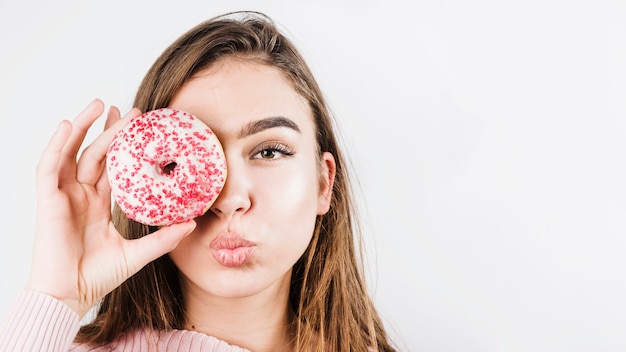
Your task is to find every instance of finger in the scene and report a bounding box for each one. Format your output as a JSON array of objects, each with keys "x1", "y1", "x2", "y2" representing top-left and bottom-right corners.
[
  {"x1": 76, "y1": 111, "x2": 134, "y2": 186},
  {"x1": 35, "y1": 120, "x2": 73, "y2": 196},
  {"x1": 124, "y1": 221, "x2": 197, "y2": 274},
  {"x1": 104, "y1": 105, "x2": 121, "y2": 131},
  {"x1": 104, "y1": 107, "x2": 141, "y2": 129},
  {"x1": 122, "y1": 107, "x2": 142, "y2": 121},
  {"x1": 94, "y1": 108, "x2": 141, "y2": 191},
  {"x1": 58, "y1": 99, "x2": 105, "y2": 182},
  {"x1": 64, "y1": 99, "x2": 106, "y2": 159}
]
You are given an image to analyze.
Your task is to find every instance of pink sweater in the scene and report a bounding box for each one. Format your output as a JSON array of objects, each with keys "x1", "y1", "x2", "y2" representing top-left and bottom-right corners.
[{"x1": 0, "y1": 290, "x2": 250, "y2": 351}]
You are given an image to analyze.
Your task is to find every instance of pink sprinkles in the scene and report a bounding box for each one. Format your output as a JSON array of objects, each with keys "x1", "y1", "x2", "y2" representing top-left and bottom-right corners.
[{"x1": 106, "y1": 108, "x2": 226, "y2": 226}]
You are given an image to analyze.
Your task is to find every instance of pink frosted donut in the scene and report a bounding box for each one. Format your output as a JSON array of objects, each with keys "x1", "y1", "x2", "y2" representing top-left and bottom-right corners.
[{"x1": 106, "y1": 108, "x2": 226, "y2": 226}]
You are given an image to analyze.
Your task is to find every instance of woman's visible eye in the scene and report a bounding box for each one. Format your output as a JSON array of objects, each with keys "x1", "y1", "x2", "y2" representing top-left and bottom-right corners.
[{"x1": 251, "y1": 142, "x2": 295, "y2": 160}]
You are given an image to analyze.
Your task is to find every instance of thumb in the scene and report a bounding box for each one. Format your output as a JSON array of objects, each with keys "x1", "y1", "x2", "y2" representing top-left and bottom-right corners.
[{"x1": 124, "y1": 221, "x2": 196, "y2": 273}]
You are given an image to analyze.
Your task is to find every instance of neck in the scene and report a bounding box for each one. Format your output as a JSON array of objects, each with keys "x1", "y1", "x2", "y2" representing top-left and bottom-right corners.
[{"x1": 182, "y1": 274, "x2": 295, "y2": 352}]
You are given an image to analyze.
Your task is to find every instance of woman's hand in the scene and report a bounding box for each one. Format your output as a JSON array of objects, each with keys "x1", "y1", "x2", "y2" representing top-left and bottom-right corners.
[{"x1": 25, "y1": 99, "x2": 196, "y2": 318}]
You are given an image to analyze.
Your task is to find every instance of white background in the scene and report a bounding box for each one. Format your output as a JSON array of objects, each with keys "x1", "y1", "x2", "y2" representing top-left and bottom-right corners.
[{"x1": 1, "y1": 1, "x2": 625, "y2": 351}]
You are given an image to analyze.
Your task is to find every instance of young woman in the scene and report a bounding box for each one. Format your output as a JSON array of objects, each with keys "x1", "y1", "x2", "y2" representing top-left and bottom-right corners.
[{"x1": 0, "y1": 11, "x2": 397, "y2": 352}]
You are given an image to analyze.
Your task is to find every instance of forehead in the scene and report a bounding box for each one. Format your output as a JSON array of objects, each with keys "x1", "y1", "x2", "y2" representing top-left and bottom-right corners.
[{"x1": 169, "y1": 59, "x2": 314, "y2": 137}]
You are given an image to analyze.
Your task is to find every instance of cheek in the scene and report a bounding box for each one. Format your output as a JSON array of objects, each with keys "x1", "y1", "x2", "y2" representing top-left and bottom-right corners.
[
  {"x1": 254, "y1": 161, "x2": 319, "y2": 214},
  {"x1": 168, "y1": 231, "x2": 207, "y2": 269},
  {"x1": 251, "y1": 161, "x2": 320, "y2": 240}
]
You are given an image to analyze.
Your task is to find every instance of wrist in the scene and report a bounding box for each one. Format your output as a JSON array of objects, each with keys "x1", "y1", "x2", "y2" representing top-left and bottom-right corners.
[{"x1": 24, "y1": 281, "x2": 91, "y2": 319}]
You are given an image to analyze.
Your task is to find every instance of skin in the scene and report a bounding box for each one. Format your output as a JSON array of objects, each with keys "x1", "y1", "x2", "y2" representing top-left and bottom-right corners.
[
  {"x1": 25, "y1": 59, "x2": 335, "y2": 352},
  {"x1": 168, "y1": 59, "x2": 336, "y2": 351},
  {"x1": 27, "y1": 101, "x2": 197, "y2": 318}
]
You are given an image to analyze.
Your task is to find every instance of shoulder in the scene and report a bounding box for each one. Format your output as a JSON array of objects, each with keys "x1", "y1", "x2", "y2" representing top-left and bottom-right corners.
[{"x1": 70, "y1": 329, "x2": 250, "y2": 352}]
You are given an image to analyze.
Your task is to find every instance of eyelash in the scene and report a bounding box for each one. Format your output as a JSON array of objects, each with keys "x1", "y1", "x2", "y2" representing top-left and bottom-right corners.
[{"x1": 251, "y1": 141, "x2": 295, "y2": 160}]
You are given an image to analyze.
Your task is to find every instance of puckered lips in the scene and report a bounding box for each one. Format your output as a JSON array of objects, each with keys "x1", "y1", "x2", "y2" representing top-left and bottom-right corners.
[{"x1": 209, "y1": 232, "x2": 256, "y2": 267}]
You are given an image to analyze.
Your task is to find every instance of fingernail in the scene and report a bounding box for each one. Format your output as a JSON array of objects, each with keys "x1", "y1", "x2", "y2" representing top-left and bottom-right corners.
[{"x1": 54, "y1": 120, "x2": 69, "y2": 135}]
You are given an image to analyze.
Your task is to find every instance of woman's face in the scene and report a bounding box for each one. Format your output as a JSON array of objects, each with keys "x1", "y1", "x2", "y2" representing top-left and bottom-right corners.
[{"x1": 168, "y1": 59, "x2": 335, "y2": 299}]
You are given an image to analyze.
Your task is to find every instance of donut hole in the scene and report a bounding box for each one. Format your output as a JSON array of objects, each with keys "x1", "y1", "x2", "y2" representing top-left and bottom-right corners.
[{"x1": 160, "y1": 161, "x2": 178, "y2": 176}]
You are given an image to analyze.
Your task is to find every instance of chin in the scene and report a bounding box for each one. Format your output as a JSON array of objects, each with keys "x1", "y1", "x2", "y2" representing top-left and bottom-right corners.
[
  {"x1": 209, "y1": 279, "x2": 266, "y2": 298},
  {"x1": 183, "y1": 265, "x2": 292, "y2": 300}
]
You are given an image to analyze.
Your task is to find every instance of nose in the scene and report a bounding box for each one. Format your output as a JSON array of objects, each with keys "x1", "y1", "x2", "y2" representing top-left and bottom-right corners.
[{"x1": 209, "y1": 161, "x2": 251, "y2": 219}]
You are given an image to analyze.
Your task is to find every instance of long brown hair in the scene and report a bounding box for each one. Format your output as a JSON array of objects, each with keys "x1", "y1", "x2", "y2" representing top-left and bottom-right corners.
[{"x1": 77, "y1": 11, "x2": 396, "y2": 351}]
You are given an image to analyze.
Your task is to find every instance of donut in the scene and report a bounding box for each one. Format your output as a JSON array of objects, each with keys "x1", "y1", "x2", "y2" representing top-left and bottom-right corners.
[{"x1": 106, "y1": 108, "x2": 226, "y2": 226}]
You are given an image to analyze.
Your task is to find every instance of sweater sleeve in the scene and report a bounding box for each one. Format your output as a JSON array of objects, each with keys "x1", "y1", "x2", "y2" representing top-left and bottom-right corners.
[{"x1": 0, "y1": 290, "x2": 80, "y2": 352}]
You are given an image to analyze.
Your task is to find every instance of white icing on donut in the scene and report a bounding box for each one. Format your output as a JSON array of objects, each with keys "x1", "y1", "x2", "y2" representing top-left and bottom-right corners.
[{"x1": 106, "y1": 108, "x2": 226, "y2": 226}]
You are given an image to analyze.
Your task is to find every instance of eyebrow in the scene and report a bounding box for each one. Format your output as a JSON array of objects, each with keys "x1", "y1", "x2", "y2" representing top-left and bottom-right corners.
[{"x1": 237, "y1": 116, "x2": 302, "y2": 138}]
